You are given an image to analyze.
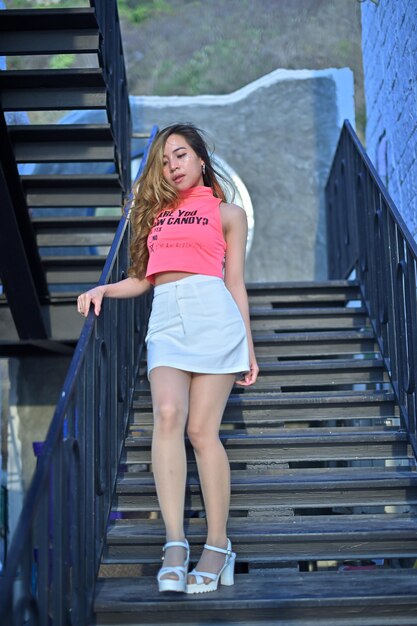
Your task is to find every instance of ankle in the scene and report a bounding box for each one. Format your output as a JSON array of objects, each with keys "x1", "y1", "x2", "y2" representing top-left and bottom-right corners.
[
  {"x1": 165, "y1": 534, "x2": 186, "y2": 544},
  {"x1": 206, "y1": 535, "x2": 228, "y2": 549}
]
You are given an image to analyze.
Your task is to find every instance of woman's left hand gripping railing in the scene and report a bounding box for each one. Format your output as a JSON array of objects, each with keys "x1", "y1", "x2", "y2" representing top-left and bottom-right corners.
[{"x1": 0, "y1": 126, "x2": 158, "y2": 626}]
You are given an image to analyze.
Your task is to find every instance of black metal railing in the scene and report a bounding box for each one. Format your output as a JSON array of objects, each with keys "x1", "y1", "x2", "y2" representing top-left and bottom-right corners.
[
  {"x1": 326, "y1": 119, "x2": 417, "y2": 459},
  {"x1": 91, "y1": 0, "x2": 131, "y2": 194},
  {"x1": 0, "y1": 127, "x2": 158, "y2": 626}
]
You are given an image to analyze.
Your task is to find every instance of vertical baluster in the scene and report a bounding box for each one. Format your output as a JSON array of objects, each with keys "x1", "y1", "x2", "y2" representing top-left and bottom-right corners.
[
  {"x1": 405, "y1": 244, "x2": 416, "y2": 436},
  {"x1": 387, "y1": 214, "x2": 400, "y2": 397},
  {"x1": 52, "y1": 443, "x2": 65, "y2": 625},
  {"x1": 83, "y1": 338, "x2": 97, "y2": 604},
  {"x1": 377, "y1": 198, "x2": 392, "y2": 366},
  {"x1": 34, "y1": 486, "x2": 50, "y2": 626}
]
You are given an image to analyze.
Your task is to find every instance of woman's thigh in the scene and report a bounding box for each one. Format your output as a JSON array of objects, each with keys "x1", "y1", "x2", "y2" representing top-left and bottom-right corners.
[
  {"x1": 149, "y1": 366, "x2": 192, "y2": 429},
  {"x1": 187, "y1": 373, "x2": 236, "y2": 437}
]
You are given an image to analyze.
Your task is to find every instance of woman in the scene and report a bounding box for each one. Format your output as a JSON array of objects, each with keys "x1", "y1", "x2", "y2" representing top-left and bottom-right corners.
[{"x1": 77, "y1": 124, "x2": 258, "y2": 594}]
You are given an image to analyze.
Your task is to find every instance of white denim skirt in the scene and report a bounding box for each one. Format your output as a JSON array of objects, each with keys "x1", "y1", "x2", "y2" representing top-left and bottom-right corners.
[{"x1": 145, "y1": 274, "x2": 250, "y2": 377}]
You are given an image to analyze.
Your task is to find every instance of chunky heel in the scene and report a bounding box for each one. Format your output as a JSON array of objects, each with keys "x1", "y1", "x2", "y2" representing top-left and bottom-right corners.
[
  {"x1": 186, "y1": 538, "x2": 235, "y2": 594},
  {"x1": 220, "y1": 552, "x2": 235, "y2": 586}
]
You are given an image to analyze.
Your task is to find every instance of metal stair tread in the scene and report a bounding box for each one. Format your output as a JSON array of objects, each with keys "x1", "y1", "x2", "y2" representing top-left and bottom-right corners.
[
  {"x1": 138, "y1": 358, "x2": 386, "y2": 373},
  {"x1": 119, "y1": 464, "x2": 413, "y2": 481},
  {"x1": 250, "y1": 306, "x2": 367, "y2": 316},
  {"x1": 116, "y1": 466, "x2": 417, "y2": 493},
  {"x1": 94, "y1": 569, "x2": 417, "y2": 612},
  {"x1": 21, "y1": 173, "x2": 121, "y2": 185},
  {"x1": 8, "y1": 123, "x2": 113, "y2": 138},
  {"x1": 0, "y1": 8, "x2": 98, "y2": 30},
  {"x1": 0, "y1": 29, "x2": 99, "y2": 57},
  {"x1": 252, "y1": 329, "x2": 376, "y2": 341},
  {"x1": 246, "y1": 280, "x2": 360, "y2": 290},
  {"x1": 133, "y1": 390, "x2": 396, "y2": 412},
  {"x1": 103, "y1": 513, "x2": 417, "y2": 564},
  {"x1": 32, "y1": 216, "x2": 120, "y2": 229},
  {"x1": 0, "y1": 68, "x2": 106, "y2": 86},
  {"x1": 21, "y1": 175, "x2": 123, "y2": 207},
  {"x1": 41, "y1": 255, "x2": 107, "y2": 267},
  {"x1": 106, "y1": 512, "x2": 417, "y2": 543},
  {"x1": 10, "y1": 125, "x2": 115, "y2": 162},
  {"x1": 125, "y1": 427, "x2": 408, "y2": 447}
]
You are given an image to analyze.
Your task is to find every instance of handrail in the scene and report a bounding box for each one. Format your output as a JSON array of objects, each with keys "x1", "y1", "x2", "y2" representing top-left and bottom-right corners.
[
  {"x1": 91, "y1": 0, "x2": 131, "y2": 194},
  {"x1": 0, "y1": 126, "x2": 158, "y2": 625},
  {"x1": 326, "y1": 120, "x2": 417, "y2": 460}
]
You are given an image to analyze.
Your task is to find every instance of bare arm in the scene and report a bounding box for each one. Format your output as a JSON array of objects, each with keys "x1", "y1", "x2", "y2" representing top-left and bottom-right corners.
[
  {"x1": 221, "y1": 203, "x2": 259, "y2": 386},
  {"x1": 77, "y1": 276, "x2": 152, "y2": 317}
]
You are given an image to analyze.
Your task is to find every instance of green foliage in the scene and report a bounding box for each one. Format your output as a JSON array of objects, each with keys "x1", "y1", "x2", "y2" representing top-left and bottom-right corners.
[
  {"x1": 153, "y1": 34, "x2": 268, "y2": 97},
  {"x1": 49, "y1": 54, "x2": 76, "y2": 70},
  {"x1": 118, "y1": 0, "x2": 172, "y2": 24}
]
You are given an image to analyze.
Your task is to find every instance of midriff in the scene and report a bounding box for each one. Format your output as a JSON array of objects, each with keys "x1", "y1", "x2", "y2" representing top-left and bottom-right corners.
[{"x1": 153, "y1": 271, "x2": 197, "y2": 286}]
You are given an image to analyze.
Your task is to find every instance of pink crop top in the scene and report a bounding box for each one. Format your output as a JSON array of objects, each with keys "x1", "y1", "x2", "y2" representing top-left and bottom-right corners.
[{"x1": 145, "y1": 185, "x2": 227, "y2": 285}]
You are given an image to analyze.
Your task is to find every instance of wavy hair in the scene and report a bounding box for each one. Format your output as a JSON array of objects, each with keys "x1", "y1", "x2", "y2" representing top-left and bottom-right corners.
[{"x1": 128, "y1": 123, "x2": 228, "y2": 280}]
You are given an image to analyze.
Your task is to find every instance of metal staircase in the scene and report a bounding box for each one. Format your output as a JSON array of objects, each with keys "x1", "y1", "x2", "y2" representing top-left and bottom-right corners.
[
  {"x1": 93, "y1": 281, "x2": 417, "y2": 626},
  {"x1": 0, "y1": 3, "x2": 130, "y2": 350},
  {"x1": 0, "y1": 5, "x2": 416, "y2": 624}
]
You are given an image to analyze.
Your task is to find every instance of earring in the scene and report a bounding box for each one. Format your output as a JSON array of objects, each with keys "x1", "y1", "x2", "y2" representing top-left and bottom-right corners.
[{"x1": 202, "y1": 163, "x2": 206, "y2": 175}]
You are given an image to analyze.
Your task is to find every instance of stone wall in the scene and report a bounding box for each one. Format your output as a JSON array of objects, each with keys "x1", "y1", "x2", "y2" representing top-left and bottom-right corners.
[
  {"x1": 132, "y1": 68, "x2": 355, "y2": 282},
  {"x1": 361, "y1": 0, "x2": 417, "y2": 240}
]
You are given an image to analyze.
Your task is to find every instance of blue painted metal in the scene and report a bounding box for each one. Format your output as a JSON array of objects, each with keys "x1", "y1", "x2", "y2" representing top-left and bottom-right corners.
[{"x1": 0, "y1": 125, "x2": 158, "y2": 625}]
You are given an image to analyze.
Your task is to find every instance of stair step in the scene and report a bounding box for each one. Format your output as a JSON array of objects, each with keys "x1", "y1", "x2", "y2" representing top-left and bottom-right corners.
[
  {"x1": 247, "y1": 282, "x2": 361, "y2": 307},
  {"x1": 0, "y1": 69, "x2": 107, "y2": 110},
  {"x1": 132, "y1": 391, "x2": 399, "y2": 424},
  {"x1": 21, "y1": 174, "x2": 122, "y2": 207},
  {"x1": 122, "y1": 429, "x2": 412, "y2": 464},
  {"x1": 104, "y1": 513, "x2": 417, "y2": 564},
  {"x1": 246, "y1": 279, "x2": 359, "y2": 291},
  {"x1": 113, "y1": 467, "x2": 417, "y2": 512},
  {"x1": 0, "y1": 9, "x2": 99, "y2": 56},
  {"x1": 94, "y1": 569, "x2": 417, "y2": 625},
  {"x1": 136, "y1": 359, "x2": 389, "y2": 391},
  {"x1": 252, "y1": 329, "x2": 377, "y2": 358},
  {"x1": 249, "y1": 307, "x2": 369, "y2": 331},
  {"x1": 34, "y1": 216, "x2": 119, "y2": 247},
  {"x1": 9, "y1": 124, "x2": 115, "y2": 163},
  {"x1": 41, "y1": 255, "x2": 106, "y2": 285},
  {"x1": 0, "y1": 8, "x2": 98, "y2": 32},
  {"x1": 132, "y1": 411, "x2": 398, "y2": 428}
]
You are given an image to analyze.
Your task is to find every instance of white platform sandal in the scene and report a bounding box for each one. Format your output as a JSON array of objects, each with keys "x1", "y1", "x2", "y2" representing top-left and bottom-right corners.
[
  {"x1": 186, "y1": 538, "x2": 236, "y2": 594},
  {"x1": 157, "y1": 539, "x2": 190, "y2": 593}
]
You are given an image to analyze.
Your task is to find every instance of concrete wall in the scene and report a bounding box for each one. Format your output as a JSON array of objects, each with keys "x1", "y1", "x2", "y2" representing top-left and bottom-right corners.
[
  {"x1": 132, "y1": 68, "x2": 355, "y2": 282},
  {"x1": 361, "y1": 0, "x2": 417, "y2": 240}
]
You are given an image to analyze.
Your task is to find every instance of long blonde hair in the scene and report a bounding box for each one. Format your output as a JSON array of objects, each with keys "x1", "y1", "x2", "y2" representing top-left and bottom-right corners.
[{"x1": 128, "y1": 124, "x2": 227, "y2": 280}]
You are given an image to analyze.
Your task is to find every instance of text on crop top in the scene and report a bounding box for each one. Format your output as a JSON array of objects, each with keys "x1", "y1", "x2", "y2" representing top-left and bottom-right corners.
[{"x1": 145, "y1": 186, "x2": 227, "y2": 285}]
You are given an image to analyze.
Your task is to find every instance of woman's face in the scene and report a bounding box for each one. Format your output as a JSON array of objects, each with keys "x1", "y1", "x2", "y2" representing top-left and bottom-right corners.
[{"x1": 162, "y1": 134, "x2": 204, "y2": 191}]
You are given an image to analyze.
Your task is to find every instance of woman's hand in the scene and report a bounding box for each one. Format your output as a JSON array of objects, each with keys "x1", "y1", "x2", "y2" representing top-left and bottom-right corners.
[
  {"x1": 77, "y1": 285, "x2": 107, "y2": 317},
  {"x1": 235, "y1": 353, "x2": 259, "y2": 387}
]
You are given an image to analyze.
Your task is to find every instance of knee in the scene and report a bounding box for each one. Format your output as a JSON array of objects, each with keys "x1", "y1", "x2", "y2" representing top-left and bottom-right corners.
[
  {"x1": 187, "y1": 423, "x2": 215, "y2": 452},
  {"x1": 154, "y1": 403, "x2": 186, "y2": 437}
]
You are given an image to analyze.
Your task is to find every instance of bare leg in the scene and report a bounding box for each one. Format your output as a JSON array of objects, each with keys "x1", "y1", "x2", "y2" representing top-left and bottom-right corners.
[
  {"x1": 150, "y1": 366, "x2": 191, "y2": 580},
  {"x1": 186, "y1": 373, "x2": 236, "y2": 584}
]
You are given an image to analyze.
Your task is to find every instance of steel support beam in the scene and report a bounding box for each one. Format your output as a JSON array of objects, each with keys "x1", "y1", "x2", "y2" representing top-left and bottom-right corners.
[
  {"x1": 0, "y1": 163, "x2": 48, "y2": 339},
  {"x1": 0, "y1": 109, "x2": 49, "y2": 298}
]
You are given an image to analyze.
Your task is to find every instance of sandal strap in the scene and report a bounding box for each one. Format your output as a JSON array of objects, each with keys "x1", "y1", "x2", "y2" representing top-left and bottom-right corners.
[
  {"x1": 203, "y1": 538, "x2": 232, "y2": 556},
  {"x1": 157, "y1": 565, "x2": 186, "y2": 581},
  {"x1": 163, "y1": 540, "x2": 189, "y2": 551},
  {"x1": 188, "y1": 568, "x2": 217, "y2": 584}
]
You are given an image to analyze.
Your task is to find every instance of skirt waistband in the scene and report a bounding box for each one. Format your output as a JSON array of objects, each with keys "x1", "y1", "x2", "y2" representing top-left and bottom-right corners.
[{"x1": 153, "y1": 274, "x2": 223, "y2": 295}]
